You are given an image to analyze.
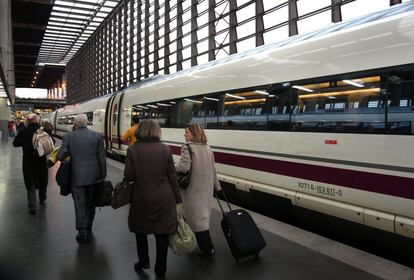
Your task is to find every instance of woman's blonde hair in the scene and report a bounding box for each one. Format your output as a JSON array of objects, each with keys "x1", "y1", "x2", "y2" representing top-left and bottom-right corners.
[
  {"x1": 135, "y1": 119, "x2": 162, "y2": 142},
  {"x1": 185, "y1": 123, "x2": 207, "y2": 144}
]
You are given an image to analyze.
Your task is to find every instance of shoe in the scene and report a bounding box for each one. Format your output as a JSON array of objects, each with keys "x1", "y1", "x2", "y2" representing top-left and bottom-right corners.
[
  {"x1": 197, "y1": 248, "x2": 215, "y2": 257},
  {"x1": 134, "y1": 261, "x2": 150, "y2": 271},
  {"x1": 76, "y1": 232, "x2": 89, "y2": 243},
  {"x1": 28, "y1": 209, "x2": 37, "y2": 215}
]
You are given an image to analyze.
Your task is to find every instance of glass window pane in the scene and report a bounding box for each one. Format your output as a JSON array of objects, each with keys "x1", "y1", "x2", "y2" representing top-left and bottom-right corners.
[
  {"x1": 291, "y1": 73, "x2": 388, "y2": 133},
  {"x1": 219, "y1": 91, "x2": 268, "y2": 130},
  {"x1": 387, "y1": 65, "x2": 414, "y2": 135}
]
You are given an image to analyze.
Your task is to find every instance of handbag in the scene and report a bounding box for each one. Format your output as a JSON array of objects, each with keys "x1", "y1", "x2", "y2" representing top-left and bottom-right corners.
[
  {"x1": 56, "y1": 160, "x2": 71, "y2": 196},
  {"x1": 169, "y1": 204, "x2": 197, "y2": 255},
  {"x1": 111, "y1": 179, "x2": 134, "y2": 209},
  {"x1": 177, "y1": 144, "x2": 192, "y2": 190},
  {"x1": 95, "y1": 180, "x2": 114, "y2": 207}
]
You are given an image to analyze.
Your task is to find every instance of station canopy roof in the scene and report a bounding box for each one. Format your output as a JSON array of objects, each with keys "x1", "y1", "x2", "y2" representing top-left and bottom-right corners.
[
  {"x1": 38, "y1": 0, "x2": 121, "y2": 66},
  {"x1": 12, "y1": 0, "x2": 120, "y2": 89}
]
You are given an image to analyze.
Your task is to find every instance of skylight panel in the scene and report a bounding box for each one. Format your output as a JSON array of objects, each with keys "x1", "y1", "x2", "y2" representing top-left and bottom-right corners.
[
  {"x1": 100, "y1": 7, "x2": 113, "y2": 13},
  {"x1": 54, "y1": 6, "x2": 73, "y2": 13},
  {"x1": 71, "y1": 8, "x2": 94, "y2": 15},
  {"x1": 73, "y1": 3, "x2": 97, "y2": 9},
  {"x1": 37, "y1": 0, "x2": 120, "y2": 65},
  {"x1": 105, "y1": 1, "x2": 119, "y2": 8}
]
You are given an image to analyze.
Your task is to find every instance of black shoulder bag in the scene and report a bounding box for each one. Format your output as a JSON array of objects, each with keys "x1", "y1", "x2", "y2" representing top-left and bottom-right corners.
[
  {"x1": 177, "y1": 144, "x2": 192, "y2": 190},
  {"x1": 95, "y1": 145, "x2": 114, "y2": 207}
]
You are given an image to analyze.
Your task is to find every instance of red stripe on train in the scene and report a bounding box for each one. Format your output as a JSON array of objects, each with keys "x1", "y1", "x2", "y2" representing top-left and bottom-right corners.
[{"x1": 169, "y1": 145, "x2": 414, "y2": 200}]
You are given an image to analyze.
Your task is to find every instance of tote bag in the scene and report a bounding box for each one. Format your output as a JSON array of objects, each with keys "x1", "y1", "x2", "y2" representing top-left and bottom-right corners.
[{"x1": 169, "y1": 204, "x2": 197, "y2": 255}]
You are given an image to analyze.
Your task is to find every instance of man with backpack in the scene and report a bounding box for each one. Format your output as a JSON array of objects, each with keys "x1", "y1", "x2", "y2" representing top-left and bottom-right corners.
[{"x1": 13, "y1": 113, "x2": 51, "y2": 215}]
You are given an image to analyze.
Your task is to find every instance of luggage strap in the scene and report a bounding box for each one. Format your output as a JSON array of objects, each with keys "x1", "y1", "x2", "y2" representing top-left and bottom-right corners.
[{"x1": 214, "y1": 189, "x2": 232, "y2": 215}]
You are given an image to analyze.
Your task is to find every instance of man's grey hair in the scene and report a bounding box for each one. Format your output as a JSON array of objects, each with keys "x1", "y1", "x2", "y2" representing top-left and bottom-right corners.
[
  {"x1": 74, "y1": 114, "x2": 88, "y2": 128},
  {"x1": 26, "y1": 113, "x2": 39, "y2": 124}
]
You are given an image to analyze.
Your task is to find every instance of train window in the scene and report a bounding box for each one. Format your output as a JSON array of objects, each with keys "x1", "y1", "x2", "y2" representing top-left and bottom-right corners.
[
  {"x1": 218, "y1": 90, "x2": 267, "y2": 130},
  {"x1": 132, "y1": 102, "x2": 174, "y2": 128},
  {"x1": 203, "y1": 94, "x2": 220, "y2": 129},
  {"x1": 349, "y1": 101, "x2": 359, "y2": 108},
  {"x1": 85, "y1": 112, "x2": 93, "y2": 126},
  {"x1": 187, "y1": 97, "x2": 204, "y2": 126},
  {"x1": 113, "y1": 103, "x2": 118, "y2": 126},
  {"x1": 291, "y1": 74, "x2": 388, "y2": 133},
  {"x1": 399, "y1": 99, "x2": 408, "y2": 107},
  {"x1": 368, "y1": 100, "x2": 379, "y2": 108},
  {"x1": 387, "y1": 66, "x2": 414, "y2": 135},
  {"x1": 268, "y1": 84, "x2": 291, "y2": 131}
]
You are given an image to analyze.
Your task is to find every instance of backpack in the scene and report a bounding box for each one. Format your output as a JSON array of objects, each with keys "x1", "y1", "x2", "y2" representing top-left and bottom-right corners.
[{"x1": 32, "y1": 127, "x2": 54, "y2": 157}]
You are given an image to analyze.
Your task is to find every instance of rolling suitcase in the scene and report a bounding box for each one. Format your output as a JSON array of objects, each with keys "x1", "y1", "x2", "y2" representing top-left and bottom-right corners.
[{"x1": 216, "y1": 191, "x2": 266, "y2": 262}]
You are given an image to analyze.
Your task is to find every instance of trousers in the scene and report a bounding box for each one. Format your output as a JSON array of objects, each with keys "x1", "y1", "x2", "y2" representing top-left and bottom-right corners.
[
  {"x1": 22, "y1": 156, "x2": 48, "y2": 210},
  {"x1": 135, "y1": 233, "x2": 169, "y2": 274},
  {"x1": 195, "y1": 230, "x2": 215, "y2": 253},
  {"x1": 71, "y1": 185, "x2": 96, "y2": 231}
]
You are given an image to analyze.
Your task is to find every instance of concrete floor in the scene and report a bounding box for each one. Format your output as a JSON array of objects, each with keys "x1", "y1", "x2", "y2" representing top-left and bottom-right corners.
[{"x1": 0, "y1": 139, "x2": 412, "y2": 280}]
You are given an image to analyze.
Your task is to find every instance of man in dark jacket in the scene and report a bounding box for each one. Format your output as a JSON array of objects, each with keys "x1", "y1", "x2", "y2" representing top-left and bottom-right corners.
[
  {"x1": 13, "y1": 113, "x2": 48, "y2": 215},
  {"x1": 57, "y1": 113, "x2": 106, "y2": 243}
]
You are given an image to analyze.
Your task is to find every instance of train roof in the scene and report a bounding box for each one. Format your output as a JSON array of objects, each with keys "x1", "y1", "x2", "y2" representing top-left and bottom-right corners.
[{"x1": 126, "y1": 1, "x2": 414, "y2": 91}]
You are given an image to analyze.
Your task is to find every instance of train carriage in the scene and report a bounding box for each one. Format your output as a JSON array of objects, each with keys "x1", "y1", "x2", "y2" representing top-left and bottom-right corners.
[{"x1": 53, "y1": 2, "x2": 414, "y2": 239}]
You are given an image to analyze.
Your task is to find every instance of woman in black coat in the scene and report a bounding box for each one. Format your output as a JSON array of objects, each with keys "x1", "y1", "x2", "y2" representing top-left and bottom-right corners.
[
  {"x1": 124, "y1": 119, "x2": 181, "y2": 278},
  {"x1": 13, "y1": 114, "x2": 48, "y2": 214}
]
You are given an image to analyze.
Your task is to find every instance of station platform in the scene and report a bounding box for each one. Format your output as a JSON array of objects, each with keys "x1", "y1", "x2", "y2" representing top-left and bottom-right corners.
[{"x1": 0, "y1": 139, "x2": 413, "y2": 280}]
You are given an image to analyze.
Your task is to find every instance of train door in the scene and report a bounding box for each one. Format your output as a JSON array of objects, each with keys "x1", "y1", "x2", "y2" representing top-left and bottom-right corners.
[
  {"x1": 104, "y1": 91, "x2": 126, "y2": 152},
  {"x1": 105, "y1": 93, "x2": 117, "y2": 151}
]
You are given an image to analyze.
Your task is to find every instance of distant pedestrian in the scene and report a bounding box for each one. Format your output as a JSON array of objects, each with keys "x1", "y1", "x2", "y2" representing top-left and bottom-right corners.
[
  {"x1": 57, "y1": 114, "x2": 106, "y2": 243},
  {"x1": 13, "y1": 114, "x2": 48, "y2": 215},
  {"x1": 121, "y1": 115, "x2": 140, "y2": 146},
  {"x1": 8, "y1": 121, "x2": 16, "y2": 137},
  {"x1": 175, "y1": 123, "x2": 222, "y2": 257},
  {"x1": 123, "y1": 119, "x2": 181, "y2": 278}
]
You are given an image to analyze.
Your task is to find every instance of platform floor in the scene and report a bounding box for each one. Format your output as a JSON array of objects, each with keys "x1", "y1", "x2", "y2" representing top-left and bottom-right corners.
[{"x1": 1, "y1": 139, "x2": 413, "y2": 280}]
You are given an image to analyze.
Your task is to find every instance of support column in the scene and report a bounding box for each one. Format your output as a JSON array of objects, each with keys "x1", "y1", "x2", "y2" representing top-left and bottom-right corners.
[
  {"x1": 288, "y1": 0, "x2": 298, "y2": 36},
  {"x1": 208, "y1": 0, "x2": 216, "y2": 61},
  {"x1": 256, "y1": 0, "x2": 265, "y2": 47},
  {"x1": 229, "y1": 0, "x2": 238, "y2": 54},
  {"x1": 176, "y1": 0, "x2": 184, "y2": 71},
  {"x1": 390, "y1": 0, "x2": 402, "y2": 5},
  {"x1": 331, "y1": 0, "x2": 342, "y2": 23},
  {"x1": 154, "y1": 0, "x2": 160, "y2": 74},
  {"x1": 190, "y1": 0, "x2": 198, "y2": 67},
  {"x1": 164, "y1": 0, "x2": 171, "y2": 74},
  {"x1": 144, "y1": 0, "x2": 150, "y2": 77}
]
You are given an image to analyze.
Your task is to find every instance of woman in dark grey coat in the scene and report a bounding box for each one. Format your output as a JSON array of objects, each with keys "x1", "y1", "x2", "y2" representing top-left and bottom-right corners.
[{"x1": 124, "y1": 119, "x2": 182, "y2": 278}]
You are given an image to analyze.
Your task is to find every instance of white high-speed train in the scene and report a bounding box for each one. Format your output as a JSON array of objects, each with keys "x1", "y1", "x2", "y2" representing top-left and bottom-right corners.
[{"x1": 43, "y1": 2, "x2": 414, "y2": 239}]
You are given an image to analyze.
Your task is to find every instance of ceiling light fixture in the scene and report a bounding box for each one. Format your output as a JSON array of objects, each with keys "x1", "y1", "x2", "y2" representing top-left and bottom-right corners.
[
  {"x1": 292, "y1": 85, "x2": 314, "y2": 92},
  {"x1": 343, "y1": 79, "x2": 364, "y2": 87}
]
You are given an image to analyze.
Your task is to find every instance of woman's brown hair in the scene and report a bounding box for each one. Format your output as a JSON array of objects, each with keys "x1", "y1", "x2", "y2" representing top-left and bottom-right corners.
[
  {"x1": 185, "y1": 123, "x2": 207, "y2": 144},
  {"x1": 135, "y1": 119, "x2": 161, "y2": 142}
]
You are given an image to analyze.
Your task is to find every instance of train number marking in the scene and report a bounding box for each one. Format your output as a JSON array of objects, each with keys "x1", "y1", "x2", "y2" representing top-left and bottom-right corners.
[{"x1": 297, "y1": 181, "x2": 342, "y2": 197}]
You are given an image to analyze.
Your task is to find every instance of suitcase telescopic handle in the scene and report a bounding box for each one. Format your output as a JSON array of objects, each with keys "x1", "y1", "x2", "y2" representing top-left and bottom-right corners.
[{"x1": 214, "y1": 189, "x2": 232, "y2": 215}]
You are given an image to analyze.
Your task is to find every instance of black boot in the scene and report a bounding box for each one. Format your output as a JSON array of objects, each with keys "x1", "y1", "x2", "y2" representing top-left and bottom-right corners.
[{"x1": 134, "y1": 261, "x2": 150, "y2": 271}]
